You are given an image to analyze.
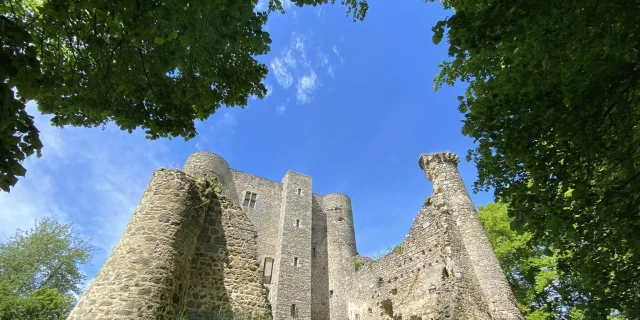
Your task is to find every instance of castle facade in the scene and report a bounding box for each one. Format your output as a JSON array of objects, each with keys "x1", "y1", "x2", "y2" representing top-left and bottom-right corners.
[{"x1": 67, "y1": 151, "x2": 523, "y2": 320}]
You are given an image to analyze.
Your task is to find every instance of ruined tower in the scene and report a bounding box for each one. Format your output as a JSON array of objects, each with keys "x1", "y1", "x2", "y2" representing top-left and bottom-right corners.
[{"x1": 68, "y1": 151, "x2": 523, "y2": 320}]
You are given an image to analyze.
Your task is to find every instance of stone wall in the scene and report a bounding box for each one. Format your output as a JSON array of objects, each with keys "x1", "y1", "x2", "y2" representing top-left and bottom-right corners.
[
  {"x1": 271, "y1": 171, "x2": 314, "y2": 319},
  {"x1": 324, "y1": 193, "x2": 357, "y2": 320},
  {"x1": 345, "y1": 197, "x2": 489, "y2": 320},
  {"x1": 67, "y1": 168, "x2": 271, "y2": 320},
  {"x1": 419, "y1": 152, "x2": 523, "y2": 319},
  {"x1": 311, "y1": 194, "x2": 330, "y2": 320},
  {"x1": 67, "y1": 169, "x2": 206, "y2": 320},
  {"x1": 230, "y1": 168, "x2": 283, "y2": 285},
  {"x1": 184, "y1": 194, "x2": 271, "y2": 318}
]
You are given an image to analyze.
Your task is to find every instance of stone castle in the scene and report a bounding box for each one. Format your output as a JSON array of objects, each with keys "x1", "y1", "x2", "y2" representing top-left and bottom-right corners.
[{"x1": 68, "y1": 151, "x2": 523, "y2": 320}]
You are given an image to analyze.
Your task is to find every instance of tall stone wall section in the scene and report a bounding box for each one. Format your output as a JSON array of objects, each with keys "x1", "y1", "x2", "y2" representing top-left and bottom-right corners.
[
  {"x1": 184, "y1": 194, "x2": 271, "y2": 318},
  {"x1": 230, "y1": 168, "x2": 283, "y2": 288},
  {"x1": 324, "y1": 193, "x2": 357, "y2": 320},
  {"x1": 419, "y1": 152, "x2": 523, "y2": 319},
  {"x1": 68, "y1": 159, "x2": 272, "y2": 319},
  {"x1": 271, "y1": 171, "x2": 313, "y2": 319},
  {"x1": 67, "y1": 169, "x2": 205, "y2": 320},
  {"x1": 311, "y1": 194, "x2": 330, "y2": 320}
]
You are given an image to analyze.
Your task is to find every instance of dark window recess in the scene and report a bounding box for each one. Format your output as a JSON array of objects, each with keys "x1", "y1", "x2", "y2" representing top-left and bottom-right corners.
[
  {"x1": 243, "y1": 191, "x2": 257, "y2": 208},
  {"x1": 291, "y1": 304, "x2": 297, "y2": 318},
  {"x1": 296, "y1": 219, "x2": 300, "y2": 227},
  {"x1": 297, "y1": 188, "x2": 302, "y2": 195},
  {"x1": 329, "y1": 290, "x2": 333, "y2": 296},
  {"x1": 262, "y1": 257, "x2": 274, "y2": 284},
  {"x1": 312, "y1": 247, "x2": 316, "y2": 257},
  {"x1": 293, "y1": 257, "x2": 299, "y2": 266}
]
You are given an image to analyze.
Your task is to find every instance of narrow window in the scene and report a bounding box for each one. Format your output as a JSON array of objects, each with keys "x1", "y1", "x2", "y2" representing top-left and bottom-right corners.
[
  {"x1": 312, "y1": 247, "x2": 316, "y2": 257},
  {"x1": 290, "y1": 304, "x2": 297, "y2": 318},
  {"x1": 243, "y1": 191, "x2": 258, "y2": 208},
  {"x1": 297, "y1": 188, "x2": 302, "y2": 195},
  {"x1": 329, "y1": 289, "x2": 333, "y2": 296},
  {"x1": 293, "y1": 257, "x2": 299, "y2": 266},
  {"x1": 296, "y1": 219, "x2": 300, "y2": 227},
  {"x1": 262, "y1": 257, "x2": 274, "y2": 284}
]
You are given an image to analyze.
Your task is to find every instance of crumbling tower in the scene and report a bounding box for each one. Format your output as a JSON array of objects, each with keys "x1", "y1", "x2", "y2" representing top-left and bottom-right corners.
[{"x1": 419, "y1": 152, "x2": 522, "y2": 319}]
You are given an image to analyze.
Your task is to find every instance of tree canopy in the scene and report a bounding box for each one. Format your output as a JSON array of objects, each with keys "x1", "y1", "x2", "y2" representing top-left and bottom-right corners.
[
  {"x1": 0, "y1": 0, "x2": 368, "y2": 192},
  {"x1": 0, "y1": 216, "x2": 93, "y2": 319},
  {"x1": 431, "y1": 0, "x2": 640, "y2": 317}
]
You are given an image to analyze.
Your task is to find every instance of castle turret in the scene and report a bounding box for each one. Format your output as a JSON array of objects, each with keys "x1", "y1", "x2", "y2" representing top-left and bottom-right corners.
[
  {"x1": 183, "y1": 152, "x2": 239, "y2": 205},
  {"x1": 270, "y1": 171, "x2": 313, "y2": 319},
  {"x1": 419, "y1": 152, "x2": 523, "y2": 319},
  {"x1": 67, "y1": 170, "x2": 206, "y2": 320},
  {"x1": 323, "y1": 193, "x2": 356, "y2": 319}
]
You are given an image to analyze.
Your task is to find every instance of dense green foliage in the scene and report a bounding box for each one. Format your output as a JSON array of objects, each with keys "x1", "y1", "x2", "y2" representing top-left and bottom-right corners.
[
  {"x1": 478, "y1": 202, "x2": 580, "y2": 319},
  {"x1": 0, "y1": 0, "x2": 367, "y2": 192},
  {"x1": 431, "y1": 0, "x2": 640, "y2": 316},
  {"x1": 0, "y1": 217, "x2": 93, "y2": 319}
]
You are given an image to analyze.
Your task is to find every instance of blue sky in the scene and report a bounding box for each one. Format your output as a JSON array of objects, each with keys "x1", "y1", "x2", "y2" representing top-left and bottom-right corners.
[{"x1": 0, "y1": 0, "x2": 493, "y2": 287}]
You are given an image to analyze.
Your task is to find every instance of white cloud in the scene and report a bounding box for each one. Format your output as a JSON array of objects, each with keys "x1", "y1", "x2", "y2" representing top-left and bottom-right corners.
[
  {"x1": 296, "y1": 71, "x2": 318, "y2": 104},
  {"x1": 270, "y1": 57, "x2": 293, "y2": 88},
  {"x1": 0, "y1": 102, "x2": 178, "y2": 290},
  {"x1": 276, "y1": 98, "x2": 290, "y2": 116},
  {"x1": 255, "y1": 0, "x2": 265, "y2": 11},
  {"x1": 293, "y1": 33, "x2": 306, "y2": 59},
  {"x1": 327, "y1": 66, "x2": 335, "y2": 78},
  {"x1": 282, "y1": 0, "x2": 292, "y2": 9},
  {"x1": 333, "y1": 44, "x2": 345, "y2": 64},
  {"x1": 265, "y1": 84, "x2": 273, "y2": 98},
  {"x1": 283, "y1": 49, "x2": 297, "y2": 68}
]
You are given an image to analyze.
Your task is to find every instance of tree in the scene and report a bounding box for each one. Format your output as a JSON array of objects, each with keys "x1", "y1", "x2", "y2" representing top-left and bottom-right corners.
[
  {"x1": 478, "y1": 202, "x2": 580, "y2": 319},
  {"x1": 430, "y1": 0, "x2": 640, "y2": 316},
  {"x1": 0, "y1": 0, "x2": 368, "y2": 192},
  {"x1": 0, "y1": 216, "x2": 93, "y2": 319}
]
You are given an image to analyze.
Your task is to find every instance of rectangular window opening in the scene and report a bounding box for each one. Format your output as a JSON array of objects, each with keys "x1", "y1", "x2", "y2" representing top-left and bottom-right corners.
[
  {"x1": 262, "y1": 257, "x2": 274, "y2": 284},
  {"x1": 312, "y1": 247, "x2": 316, "y2": 257},
  {"x1": 291, "y1": 304, "x2": 297, "y2": 318},
  {"x1": 297, "y1": 188, "x2": 302, "y2": 195},
  {"x1": 244, "y1": 191, "x2": 258, "y2": 208},
  {"x1": 293, "y1": 257, "x2": 299, "y2": 266},
  {"x1": 296, "y1": 219, "x2": 300, "y2": 227}
]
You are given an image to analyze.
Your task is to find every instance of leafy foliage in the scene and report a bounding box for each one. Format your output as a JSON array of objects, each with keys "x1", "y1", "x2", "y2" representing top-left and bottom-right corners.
[
  {"x1": 0, "y1": 217, "x2": 93, "y2": 319},
  {"x1": 430, "y1": 0, "x2": 640, "y2": 316},
  {"x1": 478, "y1": 202, "x2": 578, "y2": 319},
  {"x1": 0, "y1": 0, "x2": 368, "y2": 192}
]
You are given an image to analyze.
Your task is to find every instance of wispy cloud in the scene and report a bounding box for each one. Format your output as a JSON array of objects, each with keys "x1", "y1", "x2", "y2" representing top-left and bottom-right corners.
[
  {"x1": 254, "y1": 0, "x2": 265, "y2": 11},
  {"x1": 0, "y1": 102, "x2": 180, "y2": 290},
  {"x1": 276, "y1": 99, "x2": 290, "y2": 116},
  {"x1": 270, "y1": 57, "x2": 294, "y2": 88},
  {"x1": 333, "y1": 45, "x2": 345, "y2": 64},
  {"x1": 269, "y1": 31, "x2": 342, "y2": 104},
  {"x1": 296, "y1": 70, "x2": 318, "y2": 104},
  {"x1": 265, "y1": 84, "x2": 273, "y2": 98}
]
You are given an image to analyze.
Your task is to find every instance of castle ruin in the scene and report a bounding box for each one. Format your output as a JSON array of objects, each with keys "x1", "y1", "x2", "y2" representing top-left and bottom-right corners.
[{"x1": 67, "y1": 151, "x2": 523, "y2": 320}]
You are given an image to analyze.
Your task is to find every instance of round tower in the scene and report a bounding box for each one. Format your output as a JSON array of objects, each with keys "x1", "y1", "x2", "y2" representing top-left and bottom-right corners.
[
  {"x1": 183, "y1": 152, "x2": 239, "y2": 204},
  {"x1": 324, "y1": 193, "x2": 357, "y2": 319}
]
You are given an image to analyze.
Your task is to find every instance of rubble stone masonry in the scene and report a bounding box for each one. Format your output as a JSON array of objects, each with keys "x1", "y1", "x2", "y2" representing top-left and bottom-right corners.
[{"x1": 68, "y1": 151, "x2": 523, "y2": 320}]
